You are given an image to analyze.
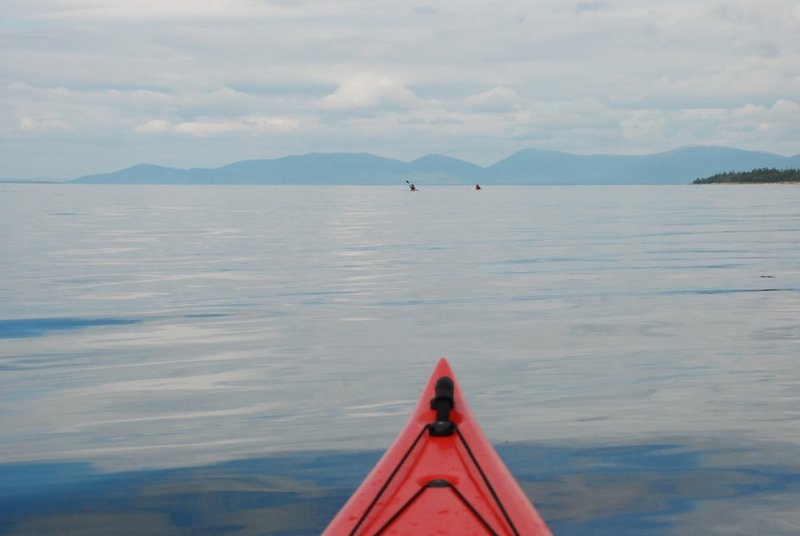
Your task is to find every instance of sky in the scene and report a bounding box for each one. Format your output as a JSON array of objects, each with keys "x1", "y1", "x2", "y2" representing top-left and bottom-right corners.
[{"x1": 2, "y1": 0, "x2": 800, "y2": 179}]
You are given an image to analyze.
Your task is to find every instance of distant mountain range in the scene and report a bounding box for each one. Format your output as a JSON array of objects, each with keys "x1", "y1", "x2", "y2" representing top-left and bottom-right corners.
[{"x1": 71, "y1": 146, "x2": 800, "y2": 185}]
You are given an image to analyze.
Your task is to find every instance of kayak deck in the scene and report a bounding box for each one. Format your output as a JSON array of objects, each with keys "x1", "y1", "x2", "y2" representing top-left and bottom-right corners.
[{"x1": 324, "y1": 358, "x2": 551, "y2": 535}]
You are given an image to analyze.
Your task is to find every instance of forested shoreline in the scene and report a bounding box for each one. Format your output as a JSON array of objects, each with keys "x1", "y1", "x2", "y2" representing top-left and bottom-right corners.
[{"x1": 693, "y1": 168, "x2": 800, "y2": 184}]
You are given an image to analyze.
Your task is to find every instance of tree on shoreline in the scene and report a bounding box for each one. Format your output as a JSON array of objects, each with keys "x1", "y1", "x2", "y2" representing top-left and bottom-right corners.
[{"x1": 693, "y1": 168, "x2": 800, "y2": 184}]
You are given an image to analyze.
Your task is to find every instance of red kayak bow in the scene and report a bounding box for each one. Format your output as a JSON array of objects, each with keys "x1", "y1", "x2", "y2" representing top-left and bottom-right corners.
[{"x1": 324, "y1": 358, "x2": 551, "y2": 535}]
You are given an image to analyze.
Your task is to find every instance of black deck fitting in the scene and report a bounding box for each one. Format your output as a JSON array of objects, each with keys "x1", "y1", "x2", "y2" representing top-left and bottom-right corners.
[{"x1": 429, "y1": 376, "x2": 455, "y2": 436}]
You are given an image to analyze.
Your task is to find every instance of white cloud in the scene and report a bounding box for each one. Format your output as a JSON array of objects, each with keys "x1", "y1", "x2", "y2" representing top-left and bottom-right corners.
[
  {"x1": 19, "y1": 116, "x2": 75, "y2": 134},
  {"x1": 316, "y1": 76, "x2": 424, "y2": 111},
  {"x1": 573, "y1": 1, "x2": 611, "y2": 14},
  {"x1": 28, "y1": 0, "x2": 286, "y2": 22},
  {"x1": 132, "y1": 120, "x2": 173, "y2": 134},
  {"x1": 725, "y1": 100, "x2": 800, "y2": 138},
  {"x1": 465, "y1": 87, "x2": 523, "y2": 112},
  {"x1": 133, "y1": 117, "x2": 300, "y2": 137}
]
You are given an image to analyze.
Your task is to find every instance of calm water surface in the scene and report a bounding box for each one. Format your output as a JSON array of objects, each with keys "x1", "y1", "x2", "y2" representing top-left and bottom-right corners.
[{"x1": 1, "y1": 184, "x2": 799, "y2": 534}]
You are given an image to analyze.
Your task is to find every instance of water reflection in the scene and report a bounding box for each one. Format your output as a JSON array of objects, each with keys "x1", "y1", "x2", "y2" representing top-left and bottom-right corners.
[
  {"x1": 0, "y1": 317, "x2": 142, "y2": 339},
  {"x1": 3, "y1": 185, "x2": 800, "y2": 533},
  {"x1": 2, "y1": 436, "x2": 799, "y2": 535}
]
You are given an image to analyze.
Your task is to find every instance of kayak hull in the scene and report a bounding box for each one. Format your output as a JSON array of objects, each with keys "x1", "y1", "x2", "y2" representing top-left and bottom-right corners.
[{"x1": 324, "y1": 358, "x2": 551, "y2": 535}]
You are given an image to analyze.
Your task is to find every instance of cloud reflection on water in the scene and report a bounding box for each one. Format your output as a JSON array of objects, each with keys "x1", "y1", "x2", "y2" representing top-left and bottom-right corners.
[{"x1": 1, "y1": 437, "x2": 799, "y2": 535}]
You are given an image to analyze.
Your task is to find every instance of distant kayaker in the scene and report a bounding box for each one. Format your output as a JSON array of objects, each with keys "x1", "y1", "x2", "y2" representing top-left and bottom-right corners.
[
  {"x1": 409, "y1": 183, "x2": 417, "y2": 191},
  {"x1": 475, "y1": 184, "x2": 482, "y2": 190}
]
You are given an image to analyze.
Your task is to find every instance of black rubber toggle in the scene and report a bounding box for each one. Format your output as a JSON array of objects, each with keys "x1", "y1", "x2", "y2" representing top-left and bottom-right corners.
[{"x1": 428, "y1": 376, "x2": 455, "y2": 436}]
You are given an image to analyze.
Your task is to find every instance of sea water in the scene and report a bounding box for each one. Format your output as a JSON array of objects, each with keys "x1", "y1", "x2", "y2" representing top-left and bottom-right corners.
[{"x1": 1, "y1": 184, "x2": 799, "y2": 534}]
